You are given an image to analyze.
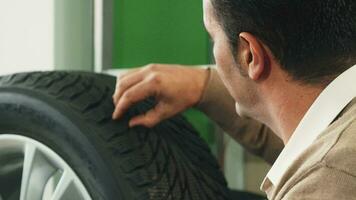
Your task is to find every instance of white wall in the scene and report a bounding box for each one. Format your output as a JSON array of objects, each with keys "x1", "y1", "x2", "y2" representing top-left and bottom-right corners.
[{"x1": 0, "y1": 0, "x2": 54, "y2": 75}]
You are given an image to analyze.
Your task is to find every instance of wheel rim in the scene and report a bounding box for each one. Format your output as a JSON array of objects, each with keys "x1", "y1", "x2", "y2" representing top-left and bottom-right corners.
[{"x1": 0, "y1": 134, "x2": 92, "y2": 200}]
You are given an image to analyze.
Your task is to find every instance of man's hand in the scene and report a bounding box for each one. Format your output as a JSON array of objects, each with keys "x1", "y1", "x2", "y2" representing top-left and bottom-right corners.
[{"x1": 112, "y1": 64, "x2": 209, "y2": 128}]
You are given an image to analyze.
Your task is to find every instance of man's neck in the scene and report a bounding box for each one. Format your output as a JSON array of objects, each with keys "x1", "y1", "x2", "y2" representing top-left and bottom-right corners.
[{"x1": 263, "y1": 82, "x2": 325, "y2": 144}]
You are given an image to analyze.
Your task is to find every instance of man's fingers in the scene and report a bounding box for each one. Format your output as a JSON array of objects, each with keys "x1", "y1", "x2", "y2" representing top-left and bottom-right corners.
[
  {"x1": 112, "y1": 65, "x2": 161, "y2": 104},
  {"x1": 113, "y1": 70, "x2": 145, "y2": 104},
  {"x1": 112, "y1": 80, "x2": 156, "y2": 119},
  {"x1": 129, "y1": 103, "x2": 168, "y2": 127},
  {"x1": 118, "y1": 68, "x2": 141, "y2": 80}
]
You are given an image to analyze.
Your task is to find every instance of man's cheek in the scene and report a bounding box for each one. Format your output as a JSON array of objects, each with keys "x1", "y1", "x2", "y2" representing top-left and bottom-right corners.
[
  {"x1": 214, "y1": 51, "x2": 230, "y2": 75},
  {"x1": 215, "y1": 67, "x2": 237, "y2": 99}
]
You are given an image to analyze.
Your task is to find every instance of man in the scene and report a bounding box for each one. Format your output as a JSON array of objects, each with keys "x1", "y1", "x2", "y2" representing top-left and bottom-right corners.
[{"x1": 112, "y1": 0, "x2": 356, "y2": 199}]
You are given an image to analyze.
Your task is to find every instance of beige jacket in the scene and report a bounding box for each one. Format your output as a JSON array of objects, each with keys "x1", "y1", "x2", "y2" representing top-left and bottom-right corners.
[{"x1": 197, "y1": 68, "x2": 356, "y2": 200}]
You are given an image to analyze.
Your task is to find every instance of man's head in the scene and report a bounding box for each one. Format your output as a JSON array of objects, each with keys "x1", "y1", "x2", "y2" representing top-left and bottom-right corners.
[
  {"x1": 203, "y1": 0, "x2": 356, "y2": 119},
  {"x1": 208, "y1": 0, "x2": 356, "y2": 84}
]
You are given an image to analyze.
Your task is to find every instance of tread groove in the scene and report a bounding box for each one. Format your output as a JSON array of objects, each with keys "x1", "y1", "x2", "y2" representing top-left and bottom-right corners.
[
  {"x1": 83, "y1": 86, "x2": 110, "y2": 113},
  {"x1": 57, "y1": 75, "x2": 82, "y2": 94}
]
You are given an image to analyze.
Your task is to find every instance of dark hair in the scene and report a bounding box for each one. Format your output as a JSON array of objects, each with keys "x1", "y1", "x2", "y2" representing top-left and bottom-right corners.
[{"x1": 211, "y1": 0, "x2": 356, "y2": 84}]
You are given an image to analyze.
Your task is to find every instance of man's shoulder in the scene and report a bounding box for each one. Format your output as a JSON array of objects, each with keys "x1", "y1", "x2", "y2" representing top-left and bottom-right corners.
[
  {"x1": 297, "y1": 104, "x2": 356, "y2": 169},
  {"x1": 274, "y1": 105, "x2": 356, "y2": 199},
  {"x1": 281, "y1": 162, "x2": 356, "y2": 200},
  {"x1": 277, "y1": 119, "x2": 356, "y2": 199},
  {"x1": 323, "y1": 117, "x2": 356, "y2": 177}
]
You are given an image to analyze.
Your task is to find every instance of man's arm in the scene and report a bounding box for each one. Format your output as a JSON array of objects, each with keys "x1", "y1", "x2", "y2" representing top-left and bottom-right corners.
[
  {"x1": 196, "y1": 67, "x2": 283, "y2": 164},
  {"x1": 112, "y1": 64, "x2": 283, "y2": 164}
]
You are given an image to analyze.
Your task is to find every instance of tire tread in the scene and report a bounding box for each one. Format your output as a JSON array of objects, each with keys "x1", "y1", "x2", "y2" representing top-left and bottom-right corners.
[{"x1": 0, "y1": 71, "x2": 229, "y2": 200}]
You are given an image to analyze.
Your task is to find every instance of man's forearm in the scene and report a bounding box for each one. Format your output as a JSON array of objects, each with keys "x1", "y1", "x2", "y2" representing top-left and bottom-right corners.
[{"x1": 196, "y1": 67, "x2": 284, "y2": 164}]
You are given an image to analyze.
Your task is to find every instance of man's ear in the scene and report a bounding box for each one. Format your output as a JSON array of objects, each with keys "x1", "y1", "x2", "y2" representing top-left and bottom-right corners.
[{"x1": 238, "y1": 32, "x2": 266, "y2": 81}]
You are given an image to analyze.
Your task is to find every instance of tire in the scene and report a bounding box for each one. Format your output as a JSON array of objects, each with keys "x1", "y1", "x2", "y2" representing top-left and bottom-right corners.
[{"x1": 0, "y1": 71, "x2": 230, "y2": 200}]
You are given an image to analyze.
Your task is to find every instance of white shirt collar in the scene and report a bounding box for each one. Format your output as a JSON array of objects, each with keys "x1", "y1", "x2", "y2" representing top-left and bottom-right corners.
[{"x1": 261, "y1": 64, "x2": 356, "y2": 191}]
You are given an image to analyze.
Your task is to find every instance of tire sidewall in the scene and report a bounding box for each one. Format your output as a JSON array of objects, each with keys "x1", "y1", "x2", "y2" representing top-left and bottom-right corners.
[{"x1": 0, "y1": 88, "x2": 124, "y2": 200}]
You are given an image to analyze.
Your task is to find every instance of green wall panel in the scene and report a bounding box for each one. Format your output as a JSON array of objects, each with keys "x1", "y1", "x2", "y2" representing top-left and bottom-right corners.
[
  {"x1": 113, "y1": 0, "x2": 210, "y2": 67},
  {"x1": 112, "y1": 0, "x2": 215, "y2": 146}
]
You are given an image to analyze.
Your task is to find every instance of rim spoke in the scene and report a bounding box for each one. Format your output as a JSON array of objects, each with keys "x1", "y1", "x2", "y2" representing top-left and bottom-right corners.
[
  {"x1": 0, "y1": 135, "x2": 91, "y2": 200},
  {"x1": 19, "y1": 144, "x2": 37, "y2": 200},
  {"x1": 20, "y1": 143, "x2": 57, "y2": 200},
  {"x1": 50, "y1": 171, "x2": 73, "y2": 200}
]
